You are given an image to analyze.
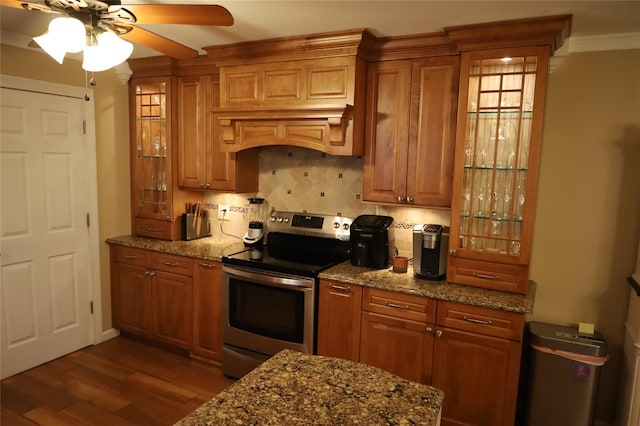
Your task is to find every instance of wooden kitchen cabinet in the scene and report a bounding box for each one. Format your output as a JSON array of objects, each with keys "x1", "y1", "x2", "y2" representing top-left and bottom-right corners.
[
  {"x1": 363, "y1": 56, "x2": 459, "y2": 207},
  {"x1": 317, "y1": 280, "x2": 362, "y2": 361},
  {"x1": 360, "y1": 288, "x2": 436, "y2": 384},
  {"x1": 110, "y1": 245, "x2": 194, "y2": 350},
  {"x1": 130, "y1": 76, "x2": 201, "y2": 240},
  {"x1": 177, "y1": 74, "x2": 258, "y2": 192},
  {"x1": 447, "y1": 46, "x2": 550, "y2": 294},
  {"x1": 432, "y1": 301, "x2": 524, "y2": 426},
  {"x1": 192, "y1": 260, "x2": 223, "y2": 363}
]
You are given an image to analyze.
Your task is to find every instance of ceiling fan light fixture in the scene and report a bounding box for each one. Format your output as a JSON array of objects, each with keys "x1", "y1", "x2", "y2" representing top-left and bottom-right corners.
[
  {"x1": 33, "y1": 31, "x2": 67, "y2": 64},
  {"x1": 52, "y1": 17, "x2": 86, "y2": 53},
  {"x1": 82, "y1": 29, "x2": 133, "y2": 72}
]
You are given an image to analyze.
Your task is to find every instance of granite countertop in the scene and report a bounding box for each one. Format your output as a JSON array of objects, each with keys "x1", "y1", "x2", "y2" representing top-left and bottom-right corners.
[
  {"x1": 320, "y1": 262, "x2": 535, "y2": 314},
  {"x1": 175, "y1": 349, "x2": 443, "y2": 426},
  {"x1": 107, "y1": 235, "x2": 535, "y2": 314},
  {"x1": 106, "y1": 234, "x2": 246, "y2": 262}
]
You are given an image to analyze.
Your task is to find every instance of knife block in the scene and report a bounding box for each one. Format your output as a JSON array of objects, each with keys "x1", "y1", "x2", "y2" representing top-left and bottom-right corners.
[{"x1": 181, "y1": 213, "x2": 210, "y2": 241}]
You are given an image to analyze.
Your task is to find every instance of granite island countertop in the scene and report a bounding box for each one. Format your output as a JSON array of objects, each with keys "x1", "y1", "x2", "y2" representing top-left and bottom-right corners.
[
  {"x1": 175, "y1": 349, "x2": 443, "y2": 426},
  {"x1": 107, "y1": 235, "x2": 535, "y2": 314}
]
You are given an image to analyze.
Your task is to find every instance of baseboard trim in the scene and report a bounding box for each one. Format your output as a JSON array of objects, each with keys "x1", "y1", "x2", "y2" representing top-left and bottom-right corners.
[{"x1": 100, "y1": 328, "x2": 120, "y2": 343}]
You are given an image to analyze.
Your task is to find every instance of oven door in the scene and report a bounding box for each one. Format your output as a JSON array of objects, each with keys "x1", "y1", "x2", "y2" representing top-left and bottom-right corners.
[{"x1": 222, "y1": 264, "x2": 316, "y2": 359}]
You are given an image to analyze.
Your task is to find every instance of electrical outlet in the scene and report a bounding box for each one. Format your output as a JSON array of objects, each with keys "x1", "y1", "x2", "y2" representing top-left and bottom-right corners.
[{"x1": 218, "y1": 205, "x2": 230, "y2": 220}]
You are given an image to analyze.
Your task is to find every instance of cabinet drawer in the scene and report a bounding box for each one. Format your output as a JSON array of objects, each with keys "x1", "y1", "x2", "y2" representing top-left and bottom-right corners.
[
  {"x1": 151, "y1": 253, "x2": 194, "y2": 276},
  {"x1": 111, "y1": 246, "x2": 150, "y2": 268},
  {"x1": 362, "y1": 288, "x2": 436, "y2": 323},
  {"x1": 448, "y1": 257, "x2": 529, "y2": 294},
  {"x1": 437, "y1": 301, "x2": 524, "y2": 341},
  {"x1": 134, "y1": 218, "x2": 172, "y2": 240}
]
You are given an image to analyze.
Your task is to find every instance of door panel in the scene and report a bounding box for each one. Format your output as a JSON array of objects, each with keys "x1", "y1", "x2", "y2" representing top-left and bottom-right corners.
[{"x1": 1, "y1": 84, "x2": 94, "y2": 379}]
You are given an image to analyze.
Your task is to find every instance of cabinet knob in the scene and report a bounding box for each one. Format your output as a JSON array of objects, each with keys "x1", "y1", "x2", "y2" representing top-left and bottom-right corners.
[
  {"x1": 435, "y1": 329, "x2": 443, "y2": 338},
  {"x1": 200, "y1": 183, "x2": 205, "y2": 188},
  {"x1": 205, "y1": 183, "x2": 211, "y2": 188},
  {"x1": 449, "y1": 249, "x2": 457, "y2": 255},
  {"x1": 397, "y1": 195, "x2": 405, "y2": 203},
  {"x1": 426, "y1": 326, "x2": 433, "y2": 334},
  {"x1": 406, "y1": 196, "x2": 414, "y2": 203}
]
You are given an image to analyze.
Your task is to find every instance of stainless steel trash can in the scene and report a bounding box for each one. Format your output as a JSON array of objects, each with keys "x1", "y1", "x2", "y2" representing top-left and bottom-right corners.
[{"x1": 525, "y1": 321, "x2": 608, "y2": 426}]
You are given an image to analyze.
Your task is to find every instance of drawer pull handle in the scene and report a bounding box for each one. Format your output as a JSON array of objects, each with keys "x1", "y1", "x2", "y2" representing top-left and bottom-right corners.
[
  {"x1": 472, "y1": 272, "x2": 500, "y2": 280},
  {"x1": 123, "y1": 255, "x2": 138, "y2": 259},
  {"x1": 145, "y1": 226, "x2": 160, "y2": 232},
  {"x1": 199, "y1": 262, "x2": 216, "y2": 269},
  {"x1": 330, "y1": 284, "x2": 351, "y2": 292},
  {"x1": 385, "y1": 301, "x2": 409, "y2": 310},
  {"x1": 463, "y1": 315, "x2": 493, "y2": 325},
  {"x1": 162, "y1": 261, "x2": 179, "y2": 267}
]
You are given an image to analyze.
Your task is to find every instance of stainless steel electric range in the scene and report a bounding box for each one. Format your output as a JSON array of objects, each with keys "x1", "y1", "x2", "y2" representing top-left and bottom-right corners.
[{"x1": 221, "y1": 211, "x2": 353, "y2": 379}]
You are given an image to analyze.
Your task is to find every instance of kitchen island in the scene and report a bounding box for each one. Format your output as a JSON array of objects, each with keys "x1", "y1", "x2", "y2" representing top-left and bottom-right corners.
[{"x1": 174, "y1": 349, "x2": 443, "y2": 426}]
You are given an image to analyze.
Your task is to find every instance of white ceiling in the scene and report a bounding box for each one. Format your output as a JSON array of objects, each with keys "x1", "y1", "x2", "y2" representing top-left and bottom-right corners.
[{"x1": 1, "y1": 1, "x2": 639, "y2": 59}]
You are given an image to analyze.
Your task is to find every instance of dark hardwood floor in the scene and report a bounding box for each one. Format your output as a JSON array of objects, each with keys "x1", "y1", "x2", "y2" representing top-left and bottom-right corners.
[{"x1": 1, "y1": 336, "x2": 236, "y2": 425}]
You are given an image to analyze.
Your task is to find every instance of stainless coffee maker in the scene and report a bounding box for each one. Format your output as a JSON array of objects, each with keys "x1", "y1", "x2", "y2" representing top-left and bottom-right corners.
[{"x1": 413, "y1": 224, "x2": 449, "y2": 280}]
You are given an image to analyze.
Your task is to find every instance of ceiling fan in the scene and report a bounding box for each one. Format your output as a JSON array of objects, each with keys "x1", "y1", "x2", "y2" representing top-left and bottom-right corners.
[{"x1": 0, "y1": 0, "x2": 233, "y2": 69}]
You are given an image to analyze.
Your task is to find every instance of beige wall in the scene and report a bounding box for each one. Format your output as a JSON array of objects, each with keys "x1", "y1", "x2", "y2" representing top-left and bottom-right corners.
[
  {"x1": 3, "y1": 43, "x2": 639, "y2": 423},
  {"x1": 530, "y1": 49, "x2": 640, "y2": 422},
  {"x1": 0, "y1": 44, "x2": 132, "y2": 333}
]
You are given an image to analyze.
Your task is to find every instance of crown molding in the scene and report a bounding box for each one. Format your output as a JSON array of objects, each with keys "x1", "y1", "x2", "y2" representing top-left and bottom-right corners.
[{"x1": 550, "y1": 32, "x2": 640, "y2": 72}]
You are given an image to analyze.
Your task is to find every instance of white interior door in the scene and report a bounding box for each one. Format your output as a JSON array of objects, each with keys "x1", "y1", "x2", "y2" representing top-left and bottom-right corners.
[{"x1": 0, "y1": 76, "x2": 99, "y2": 379}]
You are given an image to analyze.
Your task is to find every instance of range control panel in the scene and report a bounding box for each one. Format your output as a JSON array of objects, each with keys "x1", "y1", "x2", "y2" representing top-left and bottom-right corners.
[{"x1": 269, "y1": 211, "x2": 353, "y2": 241}]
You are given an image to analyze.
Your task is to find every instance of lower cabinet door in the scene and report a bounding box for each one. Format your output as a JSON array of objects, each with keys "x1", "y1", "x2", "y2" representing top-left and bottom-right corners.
[
  {"x1": 317, "y1": 280, "x2": 362, "y2": 361},
  {"x1": 192, "y1": 260, "x2": 223, "y2": 361},
  {"x1": 432, "y1": 327, "x2": 522, "y2": 426},
  {"x1": 360, "y1": 311, "x2": 433, "y2": 384},
  {"x1": 112, "y1": 263, "x2": 152, "y2": 337},
  {"x1": 151, "y1": 271, "x2": 193, "y2": 349}
]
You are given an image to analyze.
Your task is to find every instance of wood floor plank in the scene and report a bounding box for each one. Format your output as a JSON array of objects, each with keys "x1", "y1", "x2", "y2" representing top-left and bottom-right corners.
[
  {"x1": 1, "y1": 336, "x2": 237, "y2": 425},
  {"x1": 65, "y1": 378, "x2": 131, "y2": 411},
  {"x1": 63, "y1": 401, "x2": 137, "y2": 426},
  {"x1": 24, "y1": 406, "x2": 93, "y2": 426},
  {"x1": 1, "y1": 407, "x2": 37, "y2": 425},
  {"x1": 128, "y1": 372, "x2": 199, "y2": 402}
]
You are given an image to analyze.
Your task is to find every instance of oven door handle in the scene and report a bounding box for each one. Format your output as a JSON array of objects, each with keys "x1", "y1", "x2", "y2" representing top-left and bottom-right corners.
[{"x1": 223, "y1": 266, "x2": 314, "y2": 290}]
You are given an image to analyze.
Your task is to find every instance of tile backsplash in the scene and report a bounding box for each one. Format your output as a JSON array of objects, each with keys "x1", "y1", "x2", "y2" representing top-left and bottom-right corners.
[{"x1": 204, "y1": 146, "x2": 451, "y2": 258}]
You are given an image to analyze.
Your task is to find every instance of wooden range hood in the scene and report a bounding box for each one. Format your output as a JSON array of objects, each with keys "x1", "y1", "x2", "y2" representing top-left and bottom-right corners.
[{"x1": 202, "y1": 29, "x2": 376, "y2": 156}]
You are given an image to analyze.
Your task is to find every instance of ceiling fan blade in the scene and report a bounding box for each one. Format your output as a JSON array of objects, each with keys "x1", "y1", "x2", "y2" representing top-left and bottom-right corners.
[
  {"x1": 0, "y1": 0, "x2": 24, "y2": 9},
  {"x1": 120, "y1": 25, "x2": 199, "y2": 60},
  {"x1": 0, "y1": 0, "x2": 53, "y2": 12},
  {"x1": 122, "y1": 5, "x2": 233, "y2": 26}
]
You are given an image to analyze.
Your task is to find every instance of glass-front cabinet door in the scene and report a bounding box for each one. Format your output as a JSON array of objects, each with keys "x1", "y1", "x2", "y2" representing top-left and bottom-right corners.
[
  {"x1": 448, "y1": 46, "x2": 549, "y2": 294},
  {"x1": 130, "y1": 77, "x2": 174, "y2": 239}
]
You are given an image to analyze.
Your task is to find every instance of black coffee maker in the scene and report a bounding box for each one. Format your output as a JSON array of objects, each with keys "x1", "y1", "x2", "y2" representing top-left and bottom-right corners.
[
  {"x1": 350, "y1": 215, "x2": 395, "y2": 269},
  {"x1": 413, "y1": 224, "x2": 449, "y2": 280}
]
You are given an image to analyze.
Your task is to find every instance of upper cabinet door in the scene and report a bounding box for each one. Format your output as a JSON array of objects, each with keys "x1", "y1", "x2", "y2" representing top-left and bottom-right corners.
[
  {"x1": 363, "y1": 60, "x2": 412, "y2": 205},
  {"x1": 406, "y1": 56, "x2": 459, "y2": 207},
  {"x1": 177, "y1": 76, "x2": 207, "y2": 190},
  {"x1": 448, "y1": 46, "x2": 550, "y2": 294},
  {"x1": 363, "y1": 56, "x2": 459, "y2": 207}
]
